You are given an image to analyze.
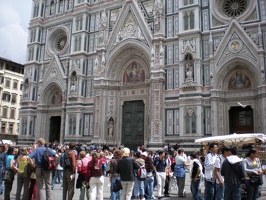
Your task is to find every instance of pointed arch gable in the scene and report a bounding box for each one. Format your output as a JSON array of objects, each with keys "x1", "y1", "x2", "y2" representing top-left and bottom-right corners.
[
  {"x1": 214, "y1": 20, "x2": 259, "y2": 71},
  {"x1": 106, "y1": 1, "x2": 153, "y2": 54}
]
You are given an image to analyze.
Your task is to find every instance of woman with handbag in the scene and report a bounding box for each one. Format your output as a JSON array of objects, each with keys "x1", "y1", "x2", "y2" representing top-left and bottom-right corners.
[
  {"x1": 243, "y1": 149, "x2": 263, "y2": 200},
  {"x1": 15, "y1": 147, "x2": 30, "y2": 200},
  {"x1": 77, "y1": 151, "x2": 90, "y2": 200},
  {"x1": 109, "y1": 150, "x2": 122, "y2": 200},
  {"x1": 4, "y1": 146, "x2": 18, "y2": 200}
]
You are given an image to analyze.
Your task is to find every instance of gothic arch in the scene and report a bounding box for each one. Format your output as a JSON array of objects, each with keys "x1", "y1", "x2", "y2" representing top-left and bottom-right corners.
[
  {"x1": 106, "y1": 40, "x2": 151, "y2": 81},
  {"x1": 214, "y1": 58, "x2": 260, "y2": 90},
  {"x1": 41, "y1": 83, "x2": 63, "y2": 105}
]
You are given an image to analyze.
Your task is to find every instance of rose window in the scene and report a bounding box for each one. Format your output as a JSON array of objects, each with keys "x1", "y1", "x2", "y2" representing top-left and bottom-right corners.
[
  {"x1": 56, "y1": 35, "x2": 67, "y2": 51},
  {"x1": 223, "y1": 0, "x2": 247, "y2": 17}
]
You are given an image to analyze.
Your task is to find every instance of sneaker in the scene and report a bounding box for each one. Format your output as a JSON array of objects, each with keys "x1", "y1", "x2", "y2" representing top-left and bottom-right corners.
[
  {"x1": 60, "y1": 187, "x2": 63, "y2": 190},
  {"x1": 107, "y1": 183, "x2": 111, "y2": 186},
  {"x1": 151, "y1": 196, "x2": 157, "y2": 199}
]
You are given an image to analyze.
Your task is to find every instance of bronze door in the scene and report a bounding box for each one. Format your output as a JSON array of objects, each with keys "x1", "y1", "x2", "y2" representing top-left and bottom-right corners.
[
  {"x1": 229, "y1": 106, "x2": 254, "y2": 134},
  {"x1": 122, "y1": 101, "x2": 144, "y2": 151}
]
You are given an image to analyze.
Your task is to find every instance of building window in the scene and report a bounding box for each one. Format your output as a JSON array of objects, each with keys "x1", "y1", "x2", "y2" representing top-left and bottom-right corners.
[
  {"x1": 10, "y1": 109, "x2": 15, "y2": 119},
  {"x1": 185, "y1": 109, "x2": 196, "y2": 133},
  {"x1": 74, "y1": 36, "x2": 82, "y2": 52},
  {"x1": 22, "y1": 117, "x2": 27, "y2": 135},
  {"x1": 223, "y1": 0, "x2": 247, "y2": 17},
  {"x1": 184, "y1": 0, "x2": 193, "y2": 5},
  {"x1": 1, "y1": 123, "x2": 6, "y2": 134},
  {"x1": 2, "y1": 93, "x2": 11, "y2": 102},
  {"x1": 9, "y1": 124, "x2": 13, "y2": 134},
  {"x1": 2, "y1": 107, "x2": 8, "y2": 118},
  {"x1": 76, "y1": 16, "x2": 83, "y2": 31},
  {"x1": 30, "y1": 29, "x2": 36, "y2": 43},
  {"x1": 13, "y1": 81, "x2": 18, "y2": 90},
  {"x1": 184, "y1": 11, "x2": 194, "y2": 30},
  {"x1": 5, "y1": 79, "x2": 10, "y2": 88},
  {"x1": 69, "y1": 115, "x2": 76, "y2": 135}
]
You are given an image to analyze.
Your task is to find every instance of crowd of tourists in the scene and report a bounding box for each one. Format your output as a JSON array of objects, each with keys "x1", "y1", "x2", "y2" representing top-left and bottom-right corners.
[{"x1": 0, "y1": 139, "x2": 264, "y2": 200}]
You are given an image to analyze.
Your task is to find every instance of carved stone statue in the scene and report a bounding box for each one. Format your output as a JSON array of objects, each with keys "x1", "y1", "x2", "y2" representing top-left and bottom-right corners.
[{"x1": 108, "y1": 119, "x2": 114, "y2": 136}]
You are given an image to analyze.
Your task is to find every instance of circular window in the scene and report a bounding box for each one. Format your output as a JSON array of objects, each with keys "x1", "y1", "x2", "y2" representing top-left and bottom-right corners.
[
  {"x1": 47, "y1": 27, "x2": 68, "y2": 55},
  {"x1": 56, "y1": 34, "x2": 67, "y2": 51},
  {"x1": 223, "y1": 0, "x2": 247, "y2": 17}
]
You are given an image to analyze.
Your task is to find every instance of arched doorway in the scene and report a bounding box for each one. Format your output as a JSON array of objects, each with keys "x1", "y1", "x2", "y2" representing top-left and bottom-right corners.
[
  {"x1": 49, "y1": 116, "x2": 61, "y2": 142},
  {"x1": 229, "y1": 106, "x2": 254, "y2": 134}
]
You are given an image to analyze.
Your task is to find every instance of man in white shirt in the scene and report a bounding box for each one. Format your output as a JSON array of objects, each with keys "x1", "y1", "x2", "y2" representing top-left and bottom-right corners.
[
  {"x1": 214, "y1": 146, "x2": 231, "y2": 200},
  {"x1": 204, "y1": 143, "x2": 218, "y2": 200}
]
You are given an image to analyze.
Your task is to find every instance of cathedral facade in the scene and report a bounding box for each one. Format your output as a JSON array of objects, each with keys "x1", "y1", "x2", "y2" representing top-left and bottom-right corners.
[{"x1": 18, "y1": 0, "x2": 266, "y2": 150}]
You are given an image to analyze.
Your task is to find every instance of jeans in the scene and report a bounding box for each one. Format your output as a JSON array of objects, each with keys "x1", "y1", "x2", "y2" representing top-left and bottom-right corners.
[
  {"x1": 111, "y1": 177, "x2": 121, "y2": 200},
  {"x1": 120, "y1": 181, "x2": 134, "y2": 200},
  {"x1": 53, "y1": 169, "x2": 63, "y2": 184},
  {"x1": 0, "y1": 166, "x2": 4, "y2": 193},
  {"x1": 216, "y1": 183, "x2": 224, "y2": 200},
  {"x1": 224, "y1": 185, "x2": 242, "y2": 200},
  {"x1": 133, "y1": 177, "x2": 145, "y2": 197},
  {"x1": 15, "y1": 172, "x2": 30, "y2": 200},
  {"x1": 191, "y1": 179, "x2": 203, "y2": 200},
  {"x1": 204, "y1": 181, "x2": 215, "y2": 200},
  {"x1": 79, "y1": 181, "x2": 89, "y2": 200},
  {"x1": 144, "y1": 176, "x2": 154, "y2": 199},
  {"x1": 245, "y1": 179, "x2": 260, "y2": 200}
]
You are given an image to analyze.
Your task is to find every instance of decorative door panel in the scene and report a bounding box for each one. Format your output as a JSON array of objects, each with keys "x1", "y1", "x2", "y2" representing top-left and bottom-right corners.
[{"x1": 122, "y1": 101, "x2": 144, "y2": 151}]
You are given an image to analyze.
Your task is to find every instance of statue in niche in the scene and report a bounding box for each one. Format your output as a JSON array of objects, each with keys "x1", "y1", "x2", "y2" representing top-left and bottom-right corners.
[
  {"x1": 59, "y1": 0, "x2": 63, "y2": 13},
  {"x1": 70, "y1": 80, "x2": 76, "y2": 94},
  {"x1": 185, "y1": 63, "x2": 193, "y2": 81},
  {"x1": 108, "y1": 118, "x2": 114, "y2": 136},
  {"x1": 50, "y1": 2, "x2": 55, "y2": 15},
  {"x1": 99, "y1": 10, "x2": 107, "y2": 30},
  {"x1": 68, "y1": 0, "x2": 72, "y2": 9}
]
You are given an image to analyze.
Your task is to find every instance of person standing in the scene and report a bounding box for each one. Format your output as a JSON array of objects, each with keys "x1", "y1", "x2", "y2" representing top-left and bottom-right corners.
[
  {"x1": 29, "y1": 138, "x2": 56, "y2": 200},
  {"x1": 4, "y1": 146, "x2": 18, "y2": 200},
  {"x1": 77, "y1": 151, "x2": 90, "y2": 200},
  {"x1": 133, "y1": 151, "x2": 145, "y2": 200},
  {"x1": 214, "y1": 146, "x2": 231, "y2": 200},
  {"x1": 190, "y1": 153, "x2": 203, "y2": 200},
  {"x1": 174, "y1": 149, "x2": 190, "y2": 198},
  {"x1": 86, "y1": 152, "x2": 104, "y2": 200},
  {"x1": 109, "y1": 150, "x2": 122, "y2": 200},
  {"x1": 62, "y1": 142, "x2": 77, "y2": 200},
  {"x1": 116, "y1": 147, "x2": 140, "y2": 200},
  {"x1": 204, "y1": 143, "x2": 218, "y2": 200},
  {"x1": 154, "y1": 151, "x2": 167, "y2": 199},
  {"x1": 0, "y1": 144, "x2": 6, "y2": 195},
  {"x1": 15, "y1": 147, "x2": 30, "y2": 200},
  {"x1": 164, "y1": 152, "x2": 171, "y2": 197},
  {"x1": 221, "y1": 146, "x2": 245, "y2": 200},
  {"x1": 243, "y1": 149, "x2": 263, "y2": 200}
]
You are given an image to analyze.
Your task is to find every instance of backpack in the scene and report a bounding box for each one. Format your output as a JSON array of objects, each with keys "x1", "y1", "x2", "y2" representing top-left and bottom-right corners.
[
  {"x1": 41, "y1": 147, "x2": 56, "y2": 171},
  {"x1": 60, "y1": 150, "x2": 72, "y2": 168},
  {"x1": 137, "y1": 165, "x2": 147, "y2": 181}
]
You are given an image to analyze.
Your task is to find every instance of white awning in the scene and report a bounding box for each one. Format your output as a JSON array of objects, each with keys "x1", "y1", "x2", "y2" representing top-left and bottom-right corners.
[{"x1": 2, "y1": 140, "x2": 13, "y2": 145}]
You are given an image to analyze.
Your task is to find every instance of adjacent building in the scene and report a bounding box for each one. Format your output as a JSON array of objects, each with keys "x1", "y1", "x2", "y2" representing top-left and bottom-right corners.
[
  {"x1": 0, "y1": 57, "x2": 24, "y2": 144},
  {"x1": 18, "y1": 0, "x2": 266, "y2": 150}
]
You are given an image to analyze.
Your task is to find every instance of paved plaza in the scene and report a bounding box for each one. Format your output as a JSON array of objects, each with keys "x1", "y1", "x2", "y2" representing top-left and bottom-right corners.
[{"x1": 5, "y1": 173, "x2": 266, "y2": 200}]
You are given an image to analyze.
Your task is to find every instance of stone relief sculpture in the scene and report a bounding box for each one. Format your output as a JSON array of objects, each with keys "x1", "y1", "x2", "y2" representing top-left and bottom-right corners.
[
  {"x1": 59, "y1": 0, "x2": 63, "y2": 13},
  {"x1": 50, "y1": 2, "x2": 55, "y2": 15}
]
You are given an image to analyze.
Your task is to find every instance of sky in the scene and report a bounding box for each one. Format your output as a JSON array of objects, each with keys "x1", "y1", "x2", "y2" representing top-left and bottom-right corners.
[{"x1": 0, "y1": 0, "x2": 32, "y2": 64}]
